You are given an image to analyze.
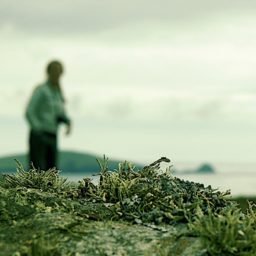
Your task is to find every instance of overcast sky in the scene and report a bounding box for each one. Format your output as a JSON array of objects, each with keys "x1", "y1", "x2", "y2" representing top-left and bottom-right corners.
[{"x1": 1, "y1": 0, "x2": 256, "y2": 169}]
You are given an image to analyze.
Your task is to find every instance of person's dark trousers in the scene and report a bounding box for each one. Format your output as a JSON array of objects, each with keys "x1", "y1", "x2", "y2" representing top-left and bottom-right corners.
[{"x1": 29, "y1": 130, "x2": 58, "y2": 171}]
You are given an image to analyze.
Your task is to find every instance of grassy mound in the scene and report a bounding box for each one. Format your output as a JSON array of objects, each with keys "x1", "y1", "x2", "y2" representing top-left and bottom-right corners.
[
  {"x1": 0, "y1": 157, "x2": 255, "y2": 255},
  {"x1": 77, "y1": 157, "x2": 232, "y2": 224}
]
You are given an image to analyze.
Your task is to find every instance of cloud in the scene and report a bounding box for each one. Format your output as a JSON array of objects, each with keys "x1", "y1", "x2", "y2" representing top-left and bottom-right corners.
[
  {"x1": 1, "y1": 0, "x2": 256, "y2": 36},
  {"x1": 58, "y1": 86, "x2": 256, "y2": 124}
]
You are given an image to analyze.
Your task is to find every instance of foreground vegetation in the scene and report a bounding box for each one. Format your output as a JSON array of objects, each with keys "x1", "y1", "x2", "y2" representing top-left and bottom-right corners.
[
  {"x1": 0, "y1": 151, "x2": 137, "y2": 173},
  {"x1": 0, "y1": 158, "x2": 255, "y2": 255}
]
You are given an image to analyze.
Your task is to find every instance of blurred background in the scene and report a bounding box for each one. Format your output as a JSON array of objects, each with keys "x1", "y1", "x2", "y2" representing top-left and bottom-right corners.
[{"x1": 0, "y1": 0, "x2": 256, "y2": 195}]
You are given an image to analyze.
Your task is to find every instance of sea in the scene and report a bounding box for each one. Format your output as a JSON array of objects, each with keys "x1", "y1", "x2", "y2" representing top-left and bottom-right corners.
[{"x1": 64, "y1": 162, "x2": 256, "y2": 197}]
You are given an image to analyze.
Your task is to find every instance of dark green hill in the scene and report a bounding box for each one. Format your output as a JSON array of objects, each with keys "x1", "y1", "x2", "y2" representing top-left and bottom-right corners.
[
  {"x1": 196, "y1": 163, "x2": 215, "y2": 174},
  {"x1": 0, "y1": 151, "x2": 141, "y2": 174},
  {"x1": 0, "y1": 154, "x2": 26, "y2": 173}
]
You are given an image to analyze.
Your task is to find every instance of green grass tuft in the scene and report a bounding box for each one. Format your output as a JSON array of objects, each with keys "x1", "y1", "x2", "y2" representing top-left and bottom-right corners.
[{"x1": 0, "y1": 160, "x2": 68, "y2": 192}]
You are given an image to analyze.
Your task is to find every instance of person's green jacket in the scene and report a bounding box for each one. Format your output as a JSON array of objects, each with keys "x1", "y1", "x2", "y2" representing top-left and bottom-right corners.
[{"x1": 25, "y1": 81, "x2": 70, "y2": 134}]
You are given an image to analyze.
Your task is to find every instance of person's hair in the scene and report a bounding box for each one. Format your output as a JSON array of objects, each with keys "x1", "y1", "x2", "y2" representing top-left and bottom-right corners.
[
  {"x1": 46, "y1": 60, "x2": 65, "y2": 102},
  {"x1": 46, "y1": 60, "x2": 63, "y2": 75}
]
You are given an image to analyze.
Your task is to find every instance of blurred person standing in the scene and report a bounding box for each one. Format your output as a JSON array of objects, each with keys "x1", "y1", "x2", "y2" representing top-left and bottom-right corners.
[{"x1": 25, "y1": 60, "x2": 71, "y2": 170}]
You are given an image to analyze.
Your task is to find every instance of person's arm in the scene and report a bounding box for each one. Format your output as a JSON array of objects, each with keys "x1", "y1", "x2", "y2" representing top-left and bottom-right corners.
[
  {"x1": 57, "y1": 114, "x2": 72, "y2": 135},
  {"x1": 25, "y1": 86, "x2": 43, "y2": 131},
  {"x1": 56, "y1": 92, "x2": 72, "y2": 135},
  {"x1": 57, "y1": 115, "x2": 71, "y2": 125},
  {"x1": 65, "y1": 121, "x2": 72, "y2": 135}
]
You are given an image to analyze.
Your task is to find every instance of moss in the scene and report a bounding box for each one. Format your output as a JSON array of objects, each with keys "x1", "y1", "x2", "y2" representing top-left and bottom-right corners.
[
  {"x1": 0, "y1": 212, "x2": 183, "y2": 255},
  {"x1": 0, "y1": 158, "x2": 255, "y2": 255}
]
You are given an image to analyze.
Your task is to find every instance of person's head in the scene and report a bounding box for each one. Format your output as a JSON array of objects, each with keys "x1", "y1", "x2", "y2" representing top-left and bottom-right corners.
[{"x1": 46, "y1": 60, "x2": 64, "y2": 85}]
